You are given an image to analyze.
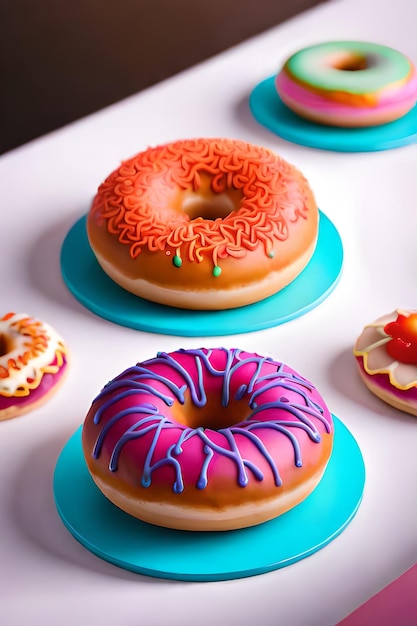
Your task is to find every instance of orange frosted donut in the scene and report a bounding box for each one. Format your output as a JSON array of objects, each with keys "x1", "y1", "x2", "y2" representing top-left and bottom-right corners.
[
  {"x1": 82, "y1": 348, "x2": 334, "y2": 531},
  {"x1": 87, "y1": 138, "x2": 319, "y2": 310},
  {"x1": 0, "y1": 312, "x2": 69, "y2": 420},
  {"x1": 354, "y1": 309, "x2": 417, "y2": 416}
]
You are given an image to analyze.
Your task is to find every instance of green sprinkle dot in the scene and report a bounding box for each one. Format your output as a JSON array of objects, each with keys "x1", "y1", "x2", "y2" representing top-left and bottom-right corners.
[
  {"x1": 173, "y1": 255, "x2": 182, "y2": 268},
  {"x1": 268, "y1": 250, "x2": 275, "y2": 258},
  {"x1": 212, "y1": 265, "x2": 222, "y2": 277}
]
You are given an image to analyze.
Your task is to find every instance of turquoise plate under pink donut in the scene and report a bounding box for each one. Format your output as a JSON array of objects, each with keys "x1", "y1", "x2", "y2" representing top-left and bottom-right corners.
[
  {"x1": 53, "y1": 415, "x2": 365, "y2": 581},
  {"x1": 60, "y1": 211, "x2": 343, "y2": 336},
  {"x1": 249, "y1": 76, "x2": 417, "y2": 152}
]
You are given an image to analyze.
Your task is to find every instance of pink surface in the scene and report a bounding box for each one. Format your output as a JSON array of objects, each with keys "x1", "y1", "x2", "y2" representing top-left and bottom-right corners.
[{"x1": 338, "y1": 564, "x2": 417, "y2": 625}]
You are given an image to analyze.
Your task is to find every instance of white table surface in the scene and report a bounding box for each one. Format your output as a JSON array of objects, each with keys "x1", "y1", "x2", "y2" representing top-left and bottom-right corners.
[{"x1": 2, "y1": 0, "x2": 417, "y2": 624}]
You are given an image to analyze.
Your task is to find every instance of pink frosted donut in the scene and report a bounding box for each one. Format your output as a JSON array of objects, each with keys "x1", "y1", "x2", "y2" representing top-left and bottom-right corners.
[
  {"x1": 82, "y1": 348, "x2": 334, "y2": 531},
  {"x1": 0, "y1": 312, "x2": 69, "y2": 420}
]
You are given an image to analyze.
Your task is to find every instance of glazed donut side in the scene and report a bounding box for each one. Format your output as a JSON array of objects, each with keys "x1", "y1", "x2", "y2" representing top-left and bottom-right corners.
[
  {"x1": 0, "y1": 312, "x2": 69, "y2": 420},
  {"x1": 276, "y1": 41, "x2": 417, "y2": 127},
  {"x1": 87, "y1": 138, "x2": 319, "y2": 310},
  {"x1": 82, "y1": 348, "x2": 334, "y2": 531},
  {"x1": 354, "y1": 309, "x2": 417, "y2": 416}
]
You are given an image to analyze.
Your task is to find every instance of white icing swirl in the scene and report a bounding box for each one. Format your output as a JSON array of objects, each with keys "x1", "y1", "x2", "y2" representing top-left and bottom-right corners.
[{"x1": 0, "y1": 313, "x2": 66, "y2": 396}]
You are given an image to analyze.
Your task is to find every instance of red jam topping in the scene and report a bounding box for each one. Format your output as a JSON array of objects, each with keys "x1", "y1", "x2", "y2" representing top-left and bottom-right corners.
[{"x1": 384, "y1": 313, "x2": 417, "y2": 364}]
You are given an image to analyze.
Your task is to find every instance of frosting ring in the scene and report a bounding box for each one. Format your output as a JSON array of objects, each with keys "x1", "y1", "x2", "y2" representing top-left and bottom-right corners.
[
  {"x1": 87, "y1": 138, "x2": 318, "y2": 310},
  {"x1": 82, "y1": 348, "x2": 334, "y2": 531},
  {"x1": 276, "y1": 41, "x2": 417, "y2": 127},
  {"x1": 0, "y1": 312, "x2": 69, "y2": 420}
]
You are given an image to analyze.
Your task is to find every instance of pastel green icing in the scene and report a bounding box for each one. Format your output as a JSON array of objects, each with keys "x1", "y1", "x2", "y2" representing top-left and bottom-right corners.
[{"x1": 285, "y1": 41, "x2": 411, "y2": 94}]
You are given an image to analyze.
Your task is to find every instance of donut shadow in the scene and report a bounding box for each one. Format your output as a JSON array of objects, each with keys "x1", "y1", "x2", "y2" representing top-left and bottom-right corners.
[
  {"x1": 8, "y1": 427, "x2": 180, "y2": 584},
  {"x1": 24, "y1": 209, "x2": 90, "y2": 315},
  {"x1": 326, "y1": 345, "x2": 364, "y2": 404},
  {"x1": 327, "y1": 345, "x2": 415, "y2": 426},
  {"x1": 235, "y1": 91, "x2": 310, "y2": 158},
  {"x1": 235, "y1": 91, "x2": 344, "y2": 163},
  {"x1": 235, "y1": 93, "x2": 282, "y2": 144}
]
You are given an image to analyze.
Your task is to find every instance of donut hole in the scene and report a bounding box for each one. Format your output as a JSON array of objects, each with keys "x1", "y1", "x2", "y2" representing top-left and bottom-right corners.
[
  {"x1": 181, "y1": 192, "x2": 240, "y2": 221},
  {"x1": 170, "y1": 172, "x2": 244, "y2": 221},
  {"x1": 332, "y1": 53, "x2": 367, "y2": 72},
  {"x1": 0, "y1": 334, "x2": 12, "y2": 357},
  {"x1": 174, "y1": 393, "x2": 251, "y2": 430}
]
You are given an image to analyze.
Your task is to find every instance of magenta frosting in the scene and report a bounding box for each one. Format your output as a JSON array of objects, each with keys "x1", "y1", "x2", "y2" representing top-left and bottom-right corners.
[
  {"x1": 0, "y1": 356, "x2": 68, "y2": 413},
  {"x1": 86, "y1": 348, "x2": 333, "y2": 493},
  {"x1": 356, "y1": 357, "x2": 417, "y2": 402}
]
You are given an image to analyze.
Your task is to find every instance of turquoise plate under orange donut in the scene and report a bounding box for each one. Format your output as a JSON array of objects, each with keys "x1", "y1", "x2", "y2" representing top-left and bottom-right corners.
[
  {"x1": 61, "y1": 138, "x2": 343, "y2": 334},
  {"x1": 250, "y1": 41, "x2": 417, "y2": 152}
]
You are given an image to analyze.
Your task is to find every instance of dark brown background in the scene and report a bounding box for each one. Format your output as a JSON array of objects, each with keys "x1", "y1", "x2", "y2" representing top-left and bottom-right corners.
[{"x1": 1, "y1": 0, "x2": 325, "y2": 154}]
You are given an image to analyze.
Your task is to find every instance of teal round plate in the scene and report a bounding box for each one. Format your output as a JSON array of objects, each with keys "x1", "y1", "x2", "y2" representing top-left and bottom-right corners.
[
  {"x1": 53, "y1": 416, "x2": 365, "y2": 581},
  {"x1": 249, "y1": 76, "x2": 417, "y2": 152},
  {"x1": 60, "y1": 212, "x2": 343, "y2": 336}
]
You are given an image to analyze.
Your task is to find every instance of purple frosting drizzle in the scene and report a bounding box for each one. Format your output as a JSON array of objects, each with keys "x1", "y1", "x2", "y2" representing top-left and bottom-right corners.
[{"x1": 89, "y1": 348, "x2": 332, "y2": 493}]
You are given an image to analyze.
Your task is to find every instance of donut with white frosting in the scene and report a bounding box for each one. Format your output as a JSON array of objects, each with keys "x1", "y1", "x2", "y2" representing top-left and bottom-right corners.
[{"x1": 0, "y1": 312, "x2": 69, "y2": 420}]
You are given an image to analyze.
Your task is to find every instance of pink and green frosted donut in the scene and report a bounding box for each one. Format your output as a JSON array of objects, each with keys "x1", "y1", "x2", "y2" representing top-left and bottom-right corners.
[{"x1": 276, "y1": 41, "x2": 417, "y2": 127}]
